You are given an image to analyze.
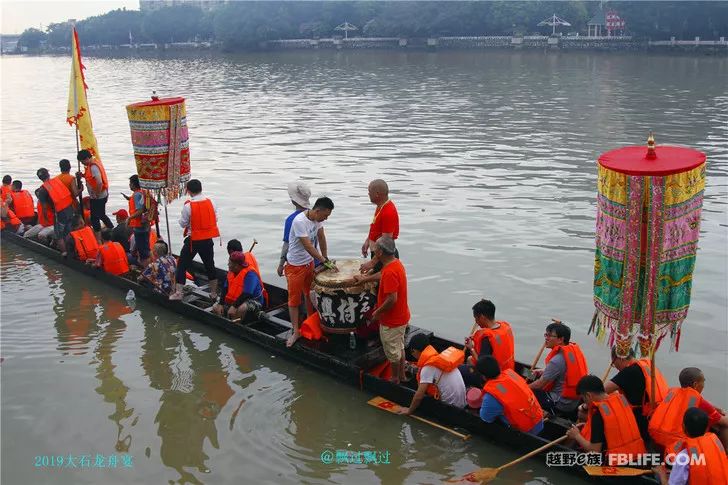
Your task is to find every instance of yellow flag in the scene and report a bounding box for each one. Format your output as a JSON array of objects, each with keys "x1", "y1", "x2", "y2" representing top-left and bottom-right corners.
[{"x1": 66, "y1": 27, "x2": 101, "y2": 163}]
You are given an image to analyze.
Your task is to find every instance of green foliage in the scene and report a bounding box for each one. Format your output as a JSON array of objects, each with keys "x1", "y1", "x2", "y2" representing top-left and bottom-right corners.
[
  {"x1": 36, "y1": 1, "x2": 728, "y2": 49},
  {"x1": 18, "y1": 28, "x2": 47, "y2": 49}
]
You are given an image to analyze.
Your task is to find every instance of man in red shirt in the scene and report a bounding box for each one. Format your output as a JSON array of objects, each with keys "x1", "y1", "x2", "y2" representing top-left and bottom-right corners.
[
  {"x1": 361, "y1": 179, "x2": 399, "y2": 274},
  {"x1": 360, "y1": 236, "x2": 410, "y2": 384}
]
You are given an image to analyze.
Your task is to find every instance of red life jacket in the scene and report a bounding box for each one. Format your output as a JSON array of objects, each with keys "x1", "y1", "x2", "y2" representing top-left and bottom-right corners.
[
  {"x1": 543, "y1": 342, "x2": 589, "y2": 399},
  {"x1": 9, "y1": 190, "x2": 34, "y2": 219},
  {"x1": 632, "y1": 359, "x2": 669, "y2": 417},
  {"x1": 43, "y1": 178, "x2": 73, "y2": 213},
  {"x1": 483, "y1": 368, "x2": 543, "y2": 432},
  {"x1": 416, "y1": 345, "x2": 465, "y2": 399},
  {"x1": 472, "y1": 321, "x2": 515, "y2": 371},
  {"x1": 187, "y1": 199, "x2": 219, "y2": 241},
  {"x1": 669, "y1": 433, "x2": 728, "y2": 485},
  {"x1": 128, "y1": 189, "x2": 144, "y2": 229},
  {"x1": 581, "y1": 393, "x2": 647, "y2": 461},
  {"x1": 224, "y1": 252, "x2": 266, "y2": 306},
  {"x1": 99, "y1": 242, "x2": 129, "y2": 276},
  {"x1": 70, "y1": 226, "x2": 99, "y2": 260},
  {"x1": 37, "y1": 202, "x2": 54, "y2": 226},
  {"x1": 83, "y1": 159, "x2": 109, "y2": 193},
  {"x1": 649, "y1": 387, "x2": 701, "y2": 449}
]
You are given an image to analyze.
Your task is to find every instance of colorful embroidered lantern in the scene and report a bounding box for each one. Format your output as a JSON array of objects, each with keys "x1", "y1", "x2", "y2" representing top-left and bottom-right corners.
[
  {"x1": 126, "y1": 96, "x2": 190, "y2": 202},
  {"x1": 591, "y1": 135, "x2": 706, "y2": 357}
]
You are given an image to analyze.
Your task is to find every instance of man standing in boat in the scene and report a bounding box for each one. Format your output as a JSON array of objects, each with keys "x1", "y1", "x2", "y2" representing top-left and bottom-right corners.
[
  {"x1": 277, "y1": 181, "x2": 311, "y2": 277},
  {"x1": 360, "y1": 179, "x2": 399, "y2": 274},
  {"x1": 77, "y1": 149, "x2": 113, "y2": 240},
  {"x1": 170, "y1": 179, "x2": 220, "y2": 301},
  {"x1": 284, "y1": 196, "x2": 334, "y2": 347},
  {"x1": 369, "y1": 236, "x2": 410, "y2": 383}
]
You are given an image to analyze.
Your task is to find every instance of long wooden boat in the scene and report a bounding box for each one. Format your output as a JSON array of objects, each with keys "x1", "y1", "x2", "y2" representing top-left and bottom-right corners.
[{"x1": 1, "y1": 231, "x2": 656, "y2": 483}]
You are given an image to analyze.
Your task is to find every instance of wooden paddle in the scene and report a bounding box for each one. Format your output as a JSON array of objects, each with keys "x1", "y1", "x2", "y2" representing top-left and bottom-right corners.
[
  {"x1": 583, "y1": 466, "x2": 654, "y2": 477},
  {"x1": 526, "y1": 318, "x2": 562, "y2": 378},
  {"x1": 449, "y1": 434, "x2": 569, "y2": 483},
  {"x1": 601, "y1": 362, "x2": 613, "y2": 381},
  {"x1": 367, "y1": 396, "x2": 470, "y2": 440}
]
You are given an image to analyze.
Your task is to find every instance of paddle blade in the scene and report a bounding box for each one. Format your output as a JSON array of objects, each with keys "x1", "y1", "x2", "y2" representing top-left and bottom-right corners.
[
  {"x1": 583, "y1": 466, "x2": 652, "y2": 476},
  {"x1": 367, "y1": 396, "x2": 403, "y2": 414},
  {"x1": 447, "y1": 468, "x2": 499, "y2": 483}
]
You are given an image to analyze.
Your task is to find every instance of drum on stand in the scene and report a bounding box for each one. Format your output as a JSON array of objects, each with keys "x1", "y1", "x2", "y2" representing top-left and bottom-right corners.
[{"x1": 312, "y1": 259, "x2": 377, "y2": 334}]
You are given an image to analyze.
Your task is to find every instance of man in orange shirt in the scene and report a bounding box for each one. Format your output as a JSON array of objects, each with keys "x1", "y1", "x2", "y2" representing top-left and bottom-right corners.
[
  {"x1": 55, "y1": 159, "x2": 80, "y2": 210},
  {"x1": 358, "y1": 236, "x2": 410, "y2": 384},
  {"x1": 360, "y1": 179, "x2": 399, "y2": 274}
]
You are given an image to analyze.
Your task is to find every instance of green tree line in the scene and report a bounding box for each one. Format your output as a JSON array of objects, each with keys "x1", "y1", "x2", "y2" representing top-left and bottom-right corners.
[{"x1": 18, "y1": 1, "x2": 728, "y2": 51}]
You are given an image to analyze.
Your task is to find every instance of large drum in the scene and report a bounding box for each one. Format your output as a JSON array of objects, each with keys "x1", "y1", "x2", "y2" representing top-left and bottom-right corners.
[
  {"x1": 126, "y1": 96, "x2": 191, "y2": 201},
  {"x1": 312, "y1": 259, "x2": 377, "y2": 334}
]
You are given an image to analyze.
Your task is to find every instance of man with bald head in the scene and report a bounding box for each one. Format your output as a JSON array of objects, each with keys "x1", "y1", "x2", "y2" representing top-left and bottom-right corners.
[{"x1": 361, "y1": 179, "x2": 399, "y2": 274}]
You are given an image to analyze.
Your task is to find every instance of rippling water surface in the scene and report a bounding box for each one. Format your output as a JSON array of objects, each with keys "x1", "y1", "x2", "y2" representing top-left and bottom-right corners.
[{"x1": 1, "y1": 50, "x2": 726, "y2": 484}]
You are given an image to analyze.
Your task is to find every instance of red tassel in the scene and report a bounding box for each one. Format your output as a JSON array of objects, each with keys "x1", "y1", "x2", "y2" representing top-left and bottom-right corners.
[{"x1": 674, "y1": 328, "x2": 681, "y2": 352}]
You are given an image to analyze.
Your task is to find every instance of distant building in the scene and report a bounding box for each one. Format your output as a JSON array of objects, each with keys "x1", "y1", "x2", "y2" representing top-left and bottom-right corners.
[
  {"x1": 0, "y1": 34, "x2": 20, "y2": 54},
  {"x1": 588, "y1": 7, "x2": 626, "y2": 37},
  {"x1": 587, "y1": 8, "x2": 606, "y2": 37},
  {"x1": 139, "y1": 0, "x2": 227, "y2": 12}
]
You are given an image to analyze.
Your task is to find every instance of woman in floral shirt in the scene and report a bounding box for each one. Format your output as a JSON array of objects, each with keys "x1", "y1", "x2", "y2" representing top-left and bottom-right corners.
[{"x1": 139, "y1": 240, "x2": 177, "y2": 295}]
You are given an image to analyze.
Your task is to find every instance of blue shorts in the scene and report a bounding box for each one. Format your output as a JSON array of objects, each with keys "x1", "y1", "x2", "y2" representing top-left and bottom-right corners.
[{"x1": 134, "y1": 229, "x2": 150, "y2": 260}]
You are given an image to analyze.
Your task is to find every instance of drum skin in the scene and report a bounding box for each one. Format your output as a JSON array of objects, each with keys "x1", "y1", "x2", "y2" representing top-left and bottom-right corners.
[{"x1": 312, "y1": 259, "x2": 377, "y2": 333}]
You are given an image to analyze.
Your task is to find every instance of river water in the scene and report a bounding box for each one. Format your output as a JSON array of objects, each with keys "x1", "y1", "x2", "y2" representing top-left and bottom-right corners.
[{"x1": 1, "y1": 50, "x2": 726, "y2": 484}]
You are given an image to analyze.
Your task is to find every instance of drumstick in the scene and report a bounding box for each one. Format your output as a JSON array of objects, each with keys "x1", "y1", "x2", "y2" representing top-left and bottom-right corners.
[{"x1": 248, "y1": 239, "x2": 258, "y2": 252}]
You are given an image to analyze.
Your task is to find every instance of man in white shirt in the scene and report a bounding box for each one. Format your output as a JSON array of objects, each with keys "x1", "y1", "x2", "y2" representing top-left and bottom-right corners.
[
  {"x1": 285, "y1": 196, "x2": 334, "y2": 347},
  {"x1": 399, "y1": 333, "x2": 467, "y2": 414}
]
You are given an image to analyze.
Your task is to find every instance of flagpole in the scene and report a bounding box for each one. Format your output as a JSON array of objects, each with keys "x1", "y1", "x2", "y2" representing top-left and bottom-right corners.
[{"x1": 72, "y1": 27, "x2": 84, "y2": 210}]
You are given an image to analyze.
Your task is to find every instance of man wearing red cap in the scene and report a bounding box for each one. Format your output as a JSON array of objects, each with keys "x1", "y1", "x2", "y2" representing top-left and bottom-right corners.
[
  {"x1": 111, "y1": 208, "x2": 132, "y2": 252},
  {"x1": 213, "y1": 251, "x2": 265, "y2": 321}
]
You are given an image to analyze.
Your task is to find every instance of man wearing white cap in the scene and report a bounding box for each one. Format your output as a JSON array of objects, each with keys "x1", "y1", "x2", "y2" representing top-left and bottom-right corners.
[{"x1": 277, "y1": 182, "x2": 312, "y2": 277}]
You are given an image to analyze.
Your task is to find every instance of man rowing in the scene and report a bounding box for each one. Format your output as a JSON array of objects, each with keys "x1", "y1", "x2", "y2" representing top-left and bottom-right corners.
[
  {"x1": 528, "y1": 322, "x2": 588, "y2": 420},
  {"x1": 399, "y1": 333, "x2": 466, "y2": 414},
  {"x1": 8, "y1": 180, "x2": 35, "y2": 226},
  {"x1": 476, "y1": 355, "x2": 544, "y2": 434},
  {"x1": 460, "y1": 299, "x2": 515, "y2": 387},
  {"x1": 566, "y1": 375, "x2": 647, "y2": 463},
  {"x1": 360, "y1": 179, "x2": 399, "y2": 274},
  {"x1": 605, "y1": 346, "x2": 668, "y2": 442},
  {"x1": 649, "y1": 367, "x2": 728, "y2": 453}
]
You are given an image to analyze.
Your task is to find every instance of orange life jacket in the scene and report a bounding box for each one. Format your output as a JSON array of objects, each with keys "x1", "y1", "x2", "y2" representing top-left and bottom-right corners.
[
  {"x1": 581, "y1": 393, "x2": 647, "y2": 461},
  {"x1": 187, "y1": 199, "x2": 220, "y2": 241},
  {"x1": 99, "y1": 241, "x2": 129, "y2": 276},
  {"x1": 83, "y1": 208, "x2": 91, "y2": 225},
  {"x1": 416, "y1": 345, "x2": 466, "y2": 399},
  {"x1": 472, "y1": 321, "x2": 515, "y2": 371},
  {"x1": 9, "y1": 190, "x2": 34, "y2": 219},
  {"x1": 1, "y1": 184, "x2": 11, "y2": 203},
  {"x1": 1, "y1": 208, "x2": 21, "y2": 230},
  {"x1": 483, "y1": 368, "x2": 543, "y2": 432},
  {"x1": 37, "y1": 201, "x2": 54, "y2": 226},
  {"x1": 43, "y1": 178, "x2": 73, "y2": 213},
  {"x1": 543, "y1": 342, "x2": 589, "y2": 400},
  {"x1": 70, "y1": 226, "x2": 99, "y2": 260},
  {"x1": 224, "y1": 252, "x2": 266, "y2": 306},
  {"x1": 632, "y1": 359, "x2": 669, "y2": 417},
  {"x1": 367, "y1": 360, "x2": 393, "y2": 380},
  {"x1": 128, "y1": 189, "x2": 144, "y2": 229},
  {"x1": 55, "y1": 173, "x2": 79, "y2": 208},
  {"x1": 669, "y1": 433, "x2": 728, "y2": 485},
  {"x1": 649, "y1": 387, "x2": 702, "y2": 449},
  {"x1": 83, "y1": 159, "x2": 109, "y2": 194}
]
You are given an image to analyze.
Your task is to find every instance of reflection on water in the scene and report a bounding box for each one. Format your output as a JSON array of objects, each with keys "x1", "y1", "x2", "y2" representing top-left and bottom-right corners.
[{"x1": 1, "y1": 50, "x2": 727, "y2": 484}]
